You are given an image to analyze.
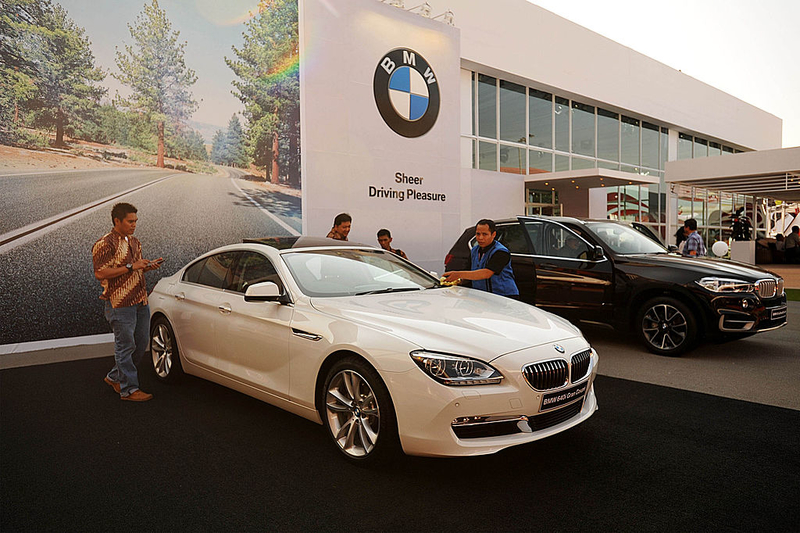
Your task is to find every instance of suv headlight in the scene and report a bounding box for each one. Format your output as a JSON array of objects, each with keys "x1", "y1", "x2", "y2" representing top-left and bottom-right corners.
[
  {"x1": 410, "y1": 351, "x2": 503, "y2": 386},
  {"x1": 696, "y1": 277, "x2": 754, "y2": 293}
]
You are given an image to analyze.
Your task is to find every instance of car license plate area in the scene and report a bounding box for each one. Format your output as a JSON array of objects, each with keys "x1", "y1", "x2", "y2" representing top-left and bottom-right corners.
[
  {"x1": 540, "y1": 382, "x2": 588, "y2": 412},
  {"x1": 770, "y1": 306, "x2": 787, "y2": 321}
]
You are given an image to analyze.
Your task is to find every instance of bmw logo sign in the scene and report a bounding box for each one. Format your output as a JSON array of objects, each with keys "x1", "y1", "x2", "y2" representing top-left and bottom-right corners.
[
  {"x1": 373, "y1": 48, "x2": 440, "y2": 138},
  {"x1": 553, "y1": 344, "x2": 565, "y2": 354}
]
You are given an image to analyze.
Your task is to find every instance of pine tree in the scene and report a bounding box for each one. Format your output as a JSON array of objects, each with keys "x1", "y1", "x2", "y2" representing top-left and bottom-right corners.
[
  {"x1": 225, "y1": 114, "x2": 248, "y2": 168},
  {"x1": 227, "y1": 0, "x2": 299, "y2": 185},
  {"x1": 114, "y1": 0, "x2": 197, "y2": 167},
  {"x1": 1, "y1": 0, "x2": 104, "y2": 145},
  {"x1": 211, "y1": 129, "x2": 227, "y2": 165}
]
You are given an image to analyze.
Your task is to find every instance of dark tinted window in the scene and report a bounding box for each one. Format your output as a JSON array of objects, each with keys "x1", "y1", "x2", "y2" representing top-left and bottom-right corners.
[
  {"x1": 522, "y1": 220, "x2": 543, "y2": 255},
  {"x1": 542, "y1": 223, "x2": 590, "y2": 260},
  {"x1": 188, "y1": 252, "x2": 237, "y2": 289},
  {"x1": 183, "y1": 258, "x2": 207, "y2": 284},
  {"x1": 498, "y1": 223, "x2": 529, "y2": 254},
  {"x1": 229, "y1": 252, "x2": 282, "y2": 293}
]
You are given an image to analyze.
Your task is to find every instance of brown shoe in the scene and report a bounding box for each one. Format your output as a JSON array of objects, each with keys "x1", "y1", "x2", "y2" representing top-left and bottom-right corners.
[
  {"x1": 121, "y1": 390, "x2": 153, "y2": 402},
  {"x1": 104, "y1": 376, "x2": 121, "y2": 394}
]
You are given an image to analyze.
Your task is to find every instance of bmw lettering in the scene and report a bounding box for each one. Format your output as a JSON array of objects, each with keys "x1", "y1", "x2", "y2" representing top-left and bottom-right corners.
[{"x1": 373, "y1": 48, "x2": 440, "y2": 138}]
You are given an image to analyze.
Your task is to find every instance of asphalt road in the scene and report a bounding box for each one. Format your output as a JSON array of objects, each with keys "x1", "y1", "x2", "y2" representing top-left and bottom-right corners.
[
  {"x1": 1, "y1": 356, "x2": 797, "y2": 532},
  {"x1": 0, "y1": 168, "x2": 301, "y2": 344}
]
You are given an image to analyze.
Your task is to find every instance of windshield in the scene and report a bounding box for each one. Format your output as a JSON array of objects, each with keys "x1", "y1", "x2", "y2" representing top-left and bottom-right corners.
[
  {"x1": 281, "y1": 248, "x2": 438, "y2": 297},
  {"x1": 586, "y1": 222, "x2": 667, "y2": 255}
]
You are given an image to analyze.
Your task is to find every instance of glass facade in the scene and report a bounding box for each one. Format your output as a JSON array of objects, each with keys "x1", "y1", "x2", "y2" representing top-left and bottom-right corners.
[{"x1": 463, "y1": 69, "x2": 757, "y2": 245}]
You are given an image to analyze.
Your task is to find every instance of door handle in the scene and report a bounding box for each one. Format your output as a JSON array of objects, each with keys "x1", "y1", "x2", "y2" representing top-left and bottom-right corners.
[
  {"x1": 218, "y1": 304, "x2": 232, "y2": 314},
  {"x1": 174, "y1": 292, "x2": 185, "y2": 301}
]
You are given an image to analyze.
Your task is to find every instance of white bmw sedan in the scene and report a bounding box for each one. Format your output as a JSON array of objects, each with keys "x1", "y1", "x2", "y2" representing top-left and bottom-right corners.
[{"x1": 149, "y1": 237, "x2": 598, "y2": 461}]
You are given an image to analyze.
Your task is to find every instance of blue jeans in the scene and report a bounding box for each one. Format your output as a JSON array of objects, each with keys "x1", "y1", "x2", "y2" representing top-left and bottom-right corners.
[{"x1": 104, "y1": 301, "x2": 150, "y2": 396}]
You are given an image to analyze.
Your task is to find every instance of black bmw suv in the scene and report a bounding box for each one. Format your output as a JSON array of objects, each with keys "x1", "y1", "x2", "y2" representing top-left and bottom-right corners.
[{"x1": 445, "y1": 216, "x2": 788, "y2": 356}]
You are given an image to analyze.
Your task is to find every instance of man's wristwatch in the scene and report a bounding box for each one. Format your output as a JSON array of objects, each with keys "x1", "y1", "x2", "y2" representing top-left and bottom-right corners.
[{"x1": 126, "y1": 263, "x2": 133, "y2": 272}]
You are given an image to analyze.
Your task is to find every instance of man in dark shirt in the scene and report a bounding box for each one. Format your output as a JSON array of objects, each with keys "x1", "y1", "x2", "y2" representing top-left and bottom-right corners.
[
  {"x1": 442, "y1": 219, "x2": 519, "y2": 298},
  {"x1": 377, "y1": 228, "x2": 408, "y2": 259}
]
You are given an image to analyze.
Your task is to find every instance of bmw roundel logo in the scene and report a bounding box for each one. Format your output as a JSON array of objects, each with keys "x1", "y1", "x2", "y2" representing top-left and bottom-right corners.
[
  {"x1": 553, "y1": 344, "x2": 565, "y2": 354},
  {"x1": 373, "y1": 48, "x2": 440, "y2": 138}
]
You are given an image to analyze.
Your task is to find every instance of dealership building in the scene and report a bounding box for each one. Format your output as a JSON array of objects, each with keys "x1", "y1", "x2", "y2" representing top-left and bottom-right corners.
[{"x1": 300, "y1": 0, "x2": 799, "y2": 271}]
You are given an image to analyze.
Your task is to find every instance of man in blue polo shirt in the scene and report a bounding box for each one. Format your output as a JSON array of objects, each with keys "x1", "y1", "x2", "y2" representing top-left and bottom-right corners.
[{"x1": 443, "y1": 219, "x2": 519, "y2": 298}]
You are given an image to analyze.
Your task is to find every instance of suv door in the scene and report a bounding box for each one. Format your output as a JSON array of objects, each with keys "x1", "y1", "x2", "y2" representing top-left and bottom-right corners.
[
  {"x1": 495, "y1": 220, "x2": 536, "y2": 304},
  {"x1": 522, "y1": 219, "x2": 613, "y2": 320}
]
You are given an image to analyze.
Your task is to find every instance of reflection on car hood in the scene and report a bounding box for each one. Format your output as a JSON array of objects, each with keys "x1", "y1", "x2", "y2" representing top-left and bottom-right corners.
[
  {"x1": 623, "y1": 253, "x2": 780, "y2": 281},
  {"x1": 310, "y1": 287, "x2": 583, "y2": 359}
]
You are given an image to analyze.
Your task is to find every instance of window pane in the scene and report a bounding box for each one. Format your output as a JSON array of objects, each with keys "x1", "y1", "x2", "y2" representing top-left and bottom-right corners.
[
  {"x1": 471, "y1": 71, "x2": 475, "y2": 135},
  {"x1": 542, "y1": 223, "x2": 590, "y2": 259},
  {"x1": 478, "y1": 74, "x2": 496, "y2": 138},
  {"x1": 478, "y1": 141, "x2": 497, "y2": 171},
  {"x1": 606, "y1": 187, "x2": 619, "y2": 219},
  {"x1": 196, "y1": 252, "x2": 237, "y2": 289},
  {"x1": 642, "y1": 122, "x2": 659, "y2": 169},
  {"x1": 708, "y1": 141, "x2": 721, "y2": 157},
  {"x1": 641, "y1": 184, "x2": 659, "y2": 223},
  {"x1": 529, "y1": 89, "x2": 552, "y2": 149},
  {"x1": 676, "y1": 185, "x2": 693, "y2": 224},
  {"x1": 230, "y1": 252, "x2": 281, "y2": 293},
  {"x1": 694, "y1": 137, "x2": 708, "y2": 158},
  {"x1": 722, "y1": 145, "x2": 734, "y2": 155},
  {"x1": 660, "y1": 127, "x2": 668, "y2": 169},
  {"x1": 571, "y1": 102, "x2": 595, "y2": 157},
  {"x1": 499, "y1": 144, "x2": 525, "y2": 174},
  {"x1": 499, "y1": 80, "x2": 526, "y2": 143},
  {"x1": 597, "y1": 108, "x2": 619, "y2": 162},
  {"x1": 597, "y1": 160, "x2": 619, "y2": 170},
  {"x1": 678, "y1": 133, "x2": 693, "y2": 160},
  {"x1": 619, "y1": 185, "x2": 640, "y2": 221},
  {"x1": 555, "y1": 153, "x2": 569, "y2": 171},
  {"x1": 529, "y1": 149, "x2": 552, "y2": 173},
  {"x1": 572, "y1": 157, "x2": 594, "y2": 170},
  {"x1": 555, "y1": 96, "x2": 569, "y2": 152},
  {"x1": 707, "y1": 190, "x2": 722, "y2": 226},
  {"x1": 498, "y1": 223, "x2": 529, "y2": 254},
  {"x1": 621, "y1": 115, "x2": 640, "y2": 165}
]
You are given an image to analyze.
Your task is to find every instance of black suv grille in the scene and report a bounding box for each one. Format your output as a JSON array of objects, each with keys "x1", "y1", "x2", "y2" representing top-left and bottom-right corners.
[
  {"x1": 571, "y1": 349, "x2": 591, "y2": 382},
  {"x1": 523, "y1": 359, "x2": 568, "y2": 391}
]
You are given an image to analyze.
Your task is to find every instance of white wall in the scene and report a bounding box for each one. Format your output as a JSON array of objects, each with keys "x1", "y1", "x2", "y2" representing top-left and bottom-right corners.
[
  {"x1": 301, "y1": 0, "x2": 461, "y2": 272},
  {"x1": 430, "y1": 0, "x2": 781, "y2": 151}
]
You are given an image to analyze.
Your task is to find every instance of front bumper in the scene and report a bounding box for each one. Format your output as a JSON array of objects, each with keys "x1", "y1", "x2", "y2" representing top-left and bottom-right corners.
[
  {"x1": 707, "y1": 293, "x2": 788, "y2": 334},
  {"x1": 385, "y1": 337, "x2": 598, "y2": 457}
]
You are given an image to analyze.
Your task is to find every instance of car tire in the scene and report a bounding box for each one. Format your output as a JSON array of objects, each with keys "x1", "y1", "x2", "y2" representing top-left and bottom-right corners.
[
  {"x1": 637, "y1": 296, "x2": 697, "y2": 356},
  {"x1": 321, "y1": 357, "x2": 399, "y2": 463},
  {"x1": 150, "y1": 316, "x2": 183, "y2": 382}
]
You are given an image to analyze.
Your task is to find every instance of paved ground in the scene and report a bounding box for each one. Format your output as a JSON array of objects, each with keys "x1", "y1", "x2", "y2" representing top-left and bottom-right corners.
[{"x1": 2, "y1": 357, "x2": 798, "y2": 532}]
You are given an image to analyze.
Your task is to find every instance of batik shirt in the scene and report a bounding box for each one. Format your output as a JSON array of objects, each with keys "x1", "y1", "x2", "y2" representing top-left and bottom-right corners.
[
  {"x1": 326, "y1": 228, "x2": 348, "y2": 241},
  {"x1": 92, "y1": 230, "x2": 148, "y2": 308}
]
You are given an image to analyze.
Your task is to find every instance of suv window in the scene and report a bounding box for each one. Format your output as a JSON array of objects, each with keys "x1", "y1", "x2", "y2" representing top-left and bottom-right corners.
[
  {"x1": 183, "y1": 252, "x2": 237, "y2": 289},
  {"x1": 497, "y1": 223, "x2": 530, "y2": 254},
  {"x1": 522, "y1": 220, "x2": 543, "y2": 255},
  {"x1": 228, "y1": 252, "x2": 283, "y2": 293},
  {"x1": 543, "y1": 223, "x2": 590, "y2": 260}
]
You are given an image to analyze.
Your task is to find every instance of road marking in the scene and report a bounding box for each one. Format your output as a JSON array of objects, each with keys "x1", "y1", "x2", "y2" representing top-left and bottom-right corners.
[
  {"x1": 0, "y1": 167, "x2": 156, "y2": 178},
  {"x1": 228, "y1": 174, "x2": 301, "y2": 236},
  {"x1": 0, "y1": 173, "x2": 177, "y2": 253}
]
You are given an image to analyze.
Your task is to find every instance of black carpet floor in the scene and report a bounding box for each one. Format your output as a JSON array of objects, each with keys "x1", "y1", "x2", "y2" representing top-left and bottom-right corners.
[{"x1": 2, "y1": 356, "x2": 798, "y2": 532}]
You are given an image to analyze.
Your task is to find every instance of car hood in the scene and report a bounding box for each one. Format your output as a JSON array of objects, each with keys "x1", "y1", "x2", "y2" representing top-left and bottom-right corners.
[
  {"x1": 309, "y1": 287, "x2": 583, "y2": 360},
  {"x1": 618, "y1": 253, "x2": 780, "y2": 281}
]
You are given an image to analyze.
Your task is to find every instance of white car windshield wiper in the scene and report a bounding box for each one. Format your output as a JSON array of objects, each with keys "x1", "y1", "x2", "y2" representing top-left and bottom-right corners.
[{"x1": 355, "y1": 287, "x2": 423, "y2": 296}]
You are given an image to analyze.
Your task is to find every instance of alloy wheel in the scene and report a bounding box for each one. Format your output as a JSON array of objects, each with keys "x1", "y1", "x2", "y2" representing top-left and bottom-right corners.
[
  {"x1": 325, "y1": 369, "x2": 381, "y2": 457},
  {"x1": 642, "y1": 303, "x2": 688, "y2": 351},
  {"x1": 151, "y1": 323, "x2": 174, "y2": 378}
]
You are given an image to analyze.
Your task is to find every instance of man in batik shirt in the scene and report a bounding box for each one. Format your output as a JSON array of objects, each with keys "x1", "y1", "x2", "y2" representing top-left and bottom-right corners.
[{"x1": 92, "y1": 202, "x2": 162, "y2": 401}]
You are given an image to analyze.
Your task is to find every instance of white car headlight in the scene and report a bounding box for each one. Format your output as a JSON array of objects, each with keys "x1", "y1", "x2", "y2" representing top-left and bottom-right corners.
[
  {"x1": 410, "y1": 351, "x2": 503, "y2": 386},
  {"x1": 695, "y1": 277, "x2": 754, "y2": 293}
]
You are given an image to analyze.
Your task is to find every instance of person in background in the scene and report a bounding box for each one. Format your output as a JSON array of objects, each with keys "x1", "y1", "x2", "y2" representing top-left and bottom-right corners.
[
  {"x1": 326, "y1": 213, "x2": 351, "y2": 241},
  {"x1": 785, "y1": 226, "x2": 800, "y2": 263},
  {"x1": 377, "y1": 229, "x2": 408, "y2": 259},
  {"x1": 92, "y1": 202, "x2": 163, "y2": 402},
  {"x1": 442, "y1": 218, "x2": 519, "y2": 299},
  {"x1": 675, "y1": 222, "x2": 686, "y2": 253},
  {"x1": 775, "y1": 233, "x2": 785, "y2": 252},
  {"x1": 681, "y1": 218, "x2": 706, "y2": 257}
]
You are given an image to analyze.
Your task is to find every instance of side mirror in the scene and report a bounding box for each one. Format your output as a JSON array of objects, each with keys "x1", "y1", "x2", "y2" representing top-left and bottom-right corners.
[
  {"x1": 667, "y1": 244, "x2": 679, "y2": 253},
  {"x1": 244, "y1": 281, "x2": 284, "y2": 302},
  {"x1": 593, "y1": 246, "x2": 605, "y2": 260}
]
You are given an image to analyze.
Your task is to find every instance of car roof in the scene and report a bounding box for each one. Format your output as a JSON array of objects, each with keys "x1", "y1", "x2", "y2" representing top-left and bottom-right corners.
[{"x1": 243, "y1": 236, "x2": 375, "y2": 251}]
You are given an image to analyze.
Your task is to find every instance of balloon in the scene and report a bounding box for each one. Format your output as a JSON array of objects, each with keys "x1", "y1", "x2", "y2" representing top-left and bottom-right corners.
[{"x1": 711, "y1": 241, "x2": 729, "y2": 257}]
